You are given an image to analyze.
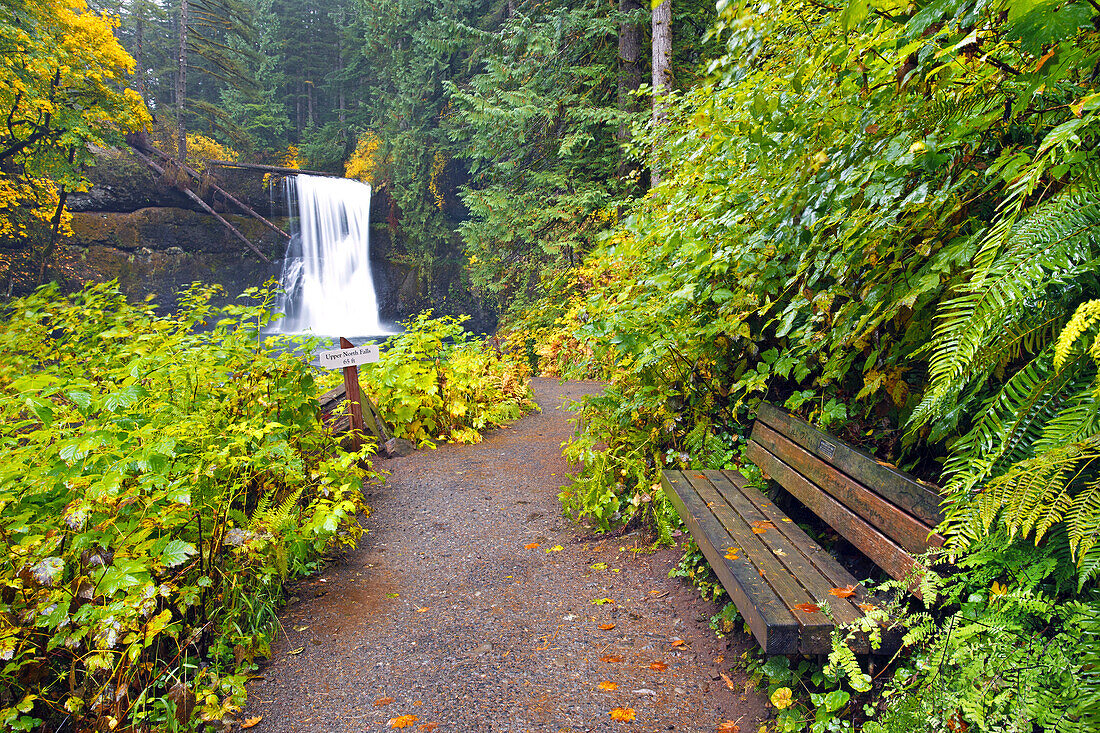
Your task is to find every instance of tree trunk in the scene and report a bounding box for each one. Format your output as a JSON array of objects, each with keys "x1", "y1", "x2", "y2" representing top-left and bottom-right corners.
[
  {"x1": 617, "y1": 0, "x2": 643, "y2": 179},
  {"x1": 176, "y1": 0, "x2": 189, "y2": 162},
  {"x1": 651, "y1": 0, "x2": 672, "y2": 186},
  {"x1": 337, "y1": 40, "x2": 346, "y2": 125},
  {"x1": 136, "y1": 10, "x2": 146, "y2": 100}
]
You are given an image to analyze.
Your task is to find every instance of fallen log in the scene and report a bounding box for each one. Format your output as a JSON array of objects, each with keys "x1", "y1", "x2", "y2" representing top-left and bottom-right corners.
[
  {"x1": 207, "y1": 159, "x2": 337, "y2": 178},
  {"x1": 130, "y1": 148, "x2": 273, "y2": 264},
  {"x1": 144, "y1": 147, "x2": 291, "y2": 240}
]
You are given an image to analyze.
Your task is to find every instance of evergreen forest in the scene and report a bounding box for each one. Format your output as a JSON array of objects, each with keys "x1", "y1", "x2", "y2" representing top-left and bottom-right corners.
[{"x1": 4, "y1": 0, "x2": 1100, "y2": 730}]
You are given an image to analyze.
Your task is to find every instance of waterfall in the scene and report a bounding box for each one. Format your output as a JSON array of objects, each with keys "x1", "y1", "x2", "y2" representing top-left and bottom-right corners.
[{"x1": 270, "y1": 174, "x2": 387, "y2": 336}]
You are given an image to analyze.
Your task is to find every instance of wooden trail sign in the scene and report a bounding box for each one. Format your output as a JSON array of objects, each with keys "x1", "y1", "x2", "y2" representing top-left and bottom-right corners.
[
  {"x1": 317, "y1": 337, "x2": 394, "y2": 455},
  {"x1": 316, "y1": 342, "x2": 380, "y2": 368}
]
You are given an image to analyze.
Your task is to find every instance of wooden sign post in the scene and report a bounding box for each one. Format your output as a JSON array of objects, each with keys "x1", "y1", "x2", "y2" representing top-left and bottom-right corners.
[{"x1": 315, "y1": 338, "x2": 385, "y2": 452}]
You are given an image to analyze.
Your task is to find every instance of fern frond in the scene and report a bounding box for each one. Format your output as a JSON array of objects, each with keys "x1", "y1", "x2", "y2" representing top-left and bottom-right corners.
[
  {"x1": 909, "y1": 187, "x2": 1100, "y2": 435},
  {"x1": 1055, "y1": 299, "x2": 1100, "y2": 369},
  {"x1": 941, "y1": 350, "x2": 1093, "y2": 503},
  {"x1": 248, "y1": 486, "x2": 304, "y2": 532},
  {"x1": 960, "y1": 435, "x2": 1100, "y2": 570}
]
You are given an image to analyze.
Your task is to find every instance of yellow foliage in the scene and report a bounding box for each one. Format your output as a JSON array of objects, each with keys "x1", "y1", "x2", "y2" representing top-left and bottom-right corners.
[
  {"x1": 428, "y1": 149, "x2": 446, "y2": 209},
  {"x1": 0, "y1": 0, "x2": 148, "y2": 241},
  {"x1": 184, "y1": 133, "x2": 238, "y2": 172},
  {"x1": 345, "y1": 133, "x2": 381, "y2": 184},
  {"x1": 280, "y1": 145, "x2": 301, "y2": 170},
  {"x1": 0, "y1": 177, "x2": 71, "y2": 243}
]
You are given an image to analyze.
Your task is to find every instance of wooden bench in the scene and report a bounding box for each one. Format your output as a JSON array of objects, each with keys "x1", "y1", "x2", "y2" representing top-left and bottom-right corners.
[{"x1": 661, "y1": 402, "x2": 944, "y2": 655}]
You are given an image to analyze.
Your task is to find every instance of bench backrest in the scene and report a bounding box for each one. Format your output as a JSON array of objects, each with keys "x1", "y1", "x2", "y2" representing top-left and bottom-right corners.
[{"x1": 745, "y1": 403, "x2": 944, "y2": 583}]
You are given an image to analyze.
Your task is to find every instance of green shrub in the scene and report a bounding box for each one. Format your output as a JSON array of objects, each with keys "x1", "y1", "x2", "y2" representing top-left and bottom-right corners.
[
  {"x1": 355, "y1": 311, "x2": 536, "y2": 447},
  {"x1": 0, "y1": 282, "x2": 375, "y2": 731}
]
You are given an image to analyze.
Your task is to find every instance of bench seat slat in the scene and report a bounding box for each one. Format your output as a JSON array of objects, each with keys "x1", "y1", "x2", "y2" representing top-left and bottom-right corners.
[
  {"x1": 746, "y1": 440, "x2": 923, "y2": 588},
  {"x1": 715, "y1": 471, "x2": 907, "y2": 654},
  {"x1": 751, "y1": 423, "x2": 945, "y2": 555},
  {"x1": 685, "y1": 473, "x2": 836, "y2": 653},
  {"x1": 660, "y1": 470, "x2": 799, "y2": 654},
  {"x1": 756, "y1": 403, "x2": 944, "y2": 527},
  {"x1": 702, "y1": 471, "x2": 867, "y2": 644},
  {"x1": 707, "y1": 471, "x2": 866, "y2": 627}
]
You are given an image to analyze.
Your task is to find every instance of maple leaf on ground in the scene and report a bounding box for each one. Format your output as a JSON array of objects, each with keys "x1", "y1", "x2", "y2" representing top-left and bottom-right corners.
[
  {"x1": 241, "y1": 716, "x2": 262, "y2": 729},
  {"x1": 388, "y1": 715, "x2": 419, "y2": 728},
  {"x1": 649, "y1": 661, "x2": 668, "y2": 671},
  {"x1": 598, "y1": 623, "x2": 616, "y2": 630},
  {"x1": 418, "y1": 724, "x2": 439, "y2": 732},
  {"x1": 793, "y1": 602, "x2": 821, "y2": 613},
  {"x1": 610, "y1": 707, "x2": 636, "y2": 722},
  {"x1": 828, "y1": 585, "x2": 857, "y2": 598},
  {"x1": 600, "y1": 654, "x2": 624, "y2": 663},
  {"x1": 717, "y1": 723, "x2": 740, "y2": 733},
  {"x1": 598, "y1": 681, "x2": 618, "y2": 690},
  {"x1": 374, "y1": 697, "x2": 396, "y2": 707},
  {"x1": 524, "y1": 542, "x2": 540, "y2": 550}
]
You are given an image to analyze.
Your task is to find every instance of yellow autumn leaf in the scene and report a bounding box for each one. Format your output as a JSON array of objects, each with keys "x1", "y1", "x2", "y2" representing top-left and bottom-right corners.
[
  {"x1": 598, "y1": 680, "x2": 618, "y2": 690},
  {"x1": 241, "y1": 716, "x2": 262, "y2": 729},
  {"x1": 770, "y1": 687, "x2": 793, "y2": 710},
  {"x1": 388, "y1": 715, "x2": 419, "y2": 729},
  {"x1": 610, "y1": 707, "x2": 636, "y2": 721}
]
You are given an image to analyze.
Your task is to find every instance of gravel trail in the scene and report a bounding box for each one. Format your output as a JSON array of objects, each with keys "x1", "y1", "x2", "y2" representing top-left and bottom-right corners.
[{"x1": 246, "y1": 378, "x2": 768, "y2": 732}]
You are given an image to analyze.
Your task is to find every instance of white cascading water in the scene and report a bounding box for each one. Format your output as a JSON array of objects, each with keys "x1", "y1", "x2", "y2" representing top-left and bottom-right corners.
[{"x1": 270, "y1": 174, "x2": 386, "y2": 336}]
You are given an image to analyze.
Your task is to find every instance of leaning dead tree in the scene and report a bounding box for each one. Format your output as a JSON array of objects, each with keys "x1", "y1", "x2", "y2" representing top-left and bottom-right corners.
[{"x1": 126, "y1": 134, "x2": 289, "y2": 264}]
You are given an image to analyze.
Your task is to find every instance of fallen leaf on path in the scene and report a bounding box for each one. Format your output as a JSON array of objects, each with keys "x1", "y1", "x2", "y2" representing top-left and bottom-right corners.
[
  {"x1": 386, "y1": 593, "x2": 399, "y2": 598},
  {"x1": 592, "y1": 598, "x2": 614, "y2": 605},
  {"x1": 288, "y1": 647, "x2": 305, "y2": 655},
  {"x1": 610, "y1": 707, "x2": 636, "y2": 722},
  {"x1": 590, "y1": 562, "x2": 608, "y2": 570},
  {"x1": 793, "y1": 603, "x2": 821, "y2": 613},
  {"x1": 716, "y1": 723, "x2": 740, "y2": 733},
  {"x1": 418, "y1": 724, "x2": 438, "y2": 732},
  {"x1": 720, "y1": 672, "x2": 736, "y2": 690},
  {"x1": 412, "y1": 701, "x2": 423, "y2": 706},
  {"x1": 829, "y1": 586, "x2": 857, "y2": 598},
  {"x1": 416, "y1": 607, "x2": 429, "y2": 613},
  {"x1": 598, "y1": 681, "x2": 618, "y2": 691},
  {"x1": 598, "y1": 623, "x2": 616, "y2": 630},
  {"x1": 751, "y1": 520, "x2": 775, "y2": 534},
  {"x1": 388, "y1": 715, "x2": 419, "y2": 728},
  {"x1": 671, "y1": 639, "x2": 686, "y2": 648},
  {"x1": 524, "y1": 543, "x2": 540, "y2": 550},
  {"x1": 546, "y1": 545, "x2": 563, "y2": 552},
  {"x1": 374, "y1": 697, "x2": 396, "y2": 707},
  {"x1": 241, "y1": 716, "x2": 262, "y2": 729},
  {"x1": 600, "y1": 654, "x2": 624, "y2": 663},
  {"x1": 724, "y1": 549, "x2": 739, "y2": 560},
  {"x1": 649, "y1": 661, "x2": 668, "y2": 671}
]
